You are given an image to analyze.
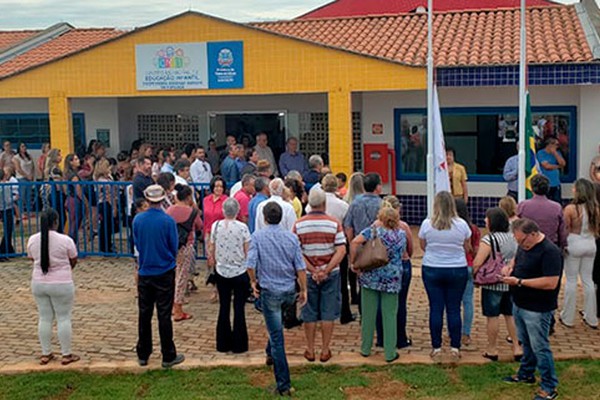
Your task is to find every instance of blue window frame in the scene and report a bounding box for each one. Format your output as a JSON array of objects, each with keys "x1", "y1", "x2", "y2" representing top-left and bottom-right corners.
[
  {"x1": 0, "y1": 113, "x2": 85, "y2": 150},
  {"x1": 394, "y1": 106, "x2": 577, "y2": 183}
]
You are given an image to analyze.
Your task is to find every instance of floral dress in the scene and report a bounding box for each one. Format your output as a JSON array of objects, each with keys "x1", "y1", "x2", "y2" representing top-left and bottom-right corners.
[{"x1": 357, "y1": 225, "x2": 407, "y2": 293}]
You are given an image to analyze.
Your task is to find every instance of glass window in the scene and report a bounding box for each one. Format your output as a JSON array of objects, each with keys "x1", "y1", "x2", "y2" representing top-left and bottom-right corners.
[
  {"x1": 395, "y1": 107, "x2": 576, "y2": 182},
  {"x1": 0, "y1": 113, "x2": 85, "y2": 150}
]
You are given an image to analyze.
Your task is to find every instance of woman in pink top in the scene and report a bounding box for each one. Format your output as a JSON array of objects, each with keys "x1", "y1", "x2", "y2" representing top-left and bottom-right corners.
[
  {"x1": 27, "y1": 209, "x2": 79, "y2": 366},
  {"x1": 203, "y1": 176, "x2": 228, "y2": 241},
  {"x1": 167, "y1": 185, "x2": 203, "y2": 321}
]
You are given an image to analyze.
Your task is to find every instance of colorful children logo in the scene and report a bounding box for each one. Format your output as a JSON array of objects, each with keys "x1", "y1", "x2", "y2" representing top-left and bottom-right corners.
[
  {"x1": 217, "y1": 48, "x2": 234, "y2": 67},
  {"x1": 153, "y1": 46, "x2": 190, "y2": 69}
]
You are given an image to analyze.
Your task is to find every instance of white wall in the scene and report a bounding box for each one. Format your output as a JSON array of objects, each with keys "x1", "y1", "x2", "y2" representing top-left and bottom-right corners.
[
  {"x1": 71, "y1": 98, "x2": 119, "y2": 157},
  {"x1": 0, "y1": 98, "x2": 120, "y2": 157},
  {"x1": 579, "y1": 86, "x2": 600, "y2": 180},
  {"x1": 361, "y1": 86, "x2": 582, "y2": 196}
]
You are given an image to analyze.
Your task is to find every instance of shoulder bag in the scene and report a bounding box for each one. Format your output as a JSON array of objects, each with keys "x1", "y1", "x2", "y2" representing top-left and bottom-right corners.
[
  {"x1": 474, "y1": 233, "x2": 505, "y2": 285},
  {"x1": 353, "y1": 226, "x2": 389, "y2": 272}
]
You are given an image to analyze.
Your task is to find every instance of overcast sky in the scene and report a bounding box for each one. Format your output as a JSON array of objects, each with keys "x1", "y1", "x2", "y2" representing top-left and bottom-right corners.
[{"x1": 0, "y1": 0, "x2": 587, "y2": 30}]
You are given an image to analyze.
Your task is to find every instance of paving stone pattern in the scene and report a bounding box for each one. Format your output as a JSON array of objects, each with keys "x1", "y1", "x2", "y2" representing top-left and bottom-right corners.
[{"x1": 0, "y1": 248, "x2": 598, "y2": 373}]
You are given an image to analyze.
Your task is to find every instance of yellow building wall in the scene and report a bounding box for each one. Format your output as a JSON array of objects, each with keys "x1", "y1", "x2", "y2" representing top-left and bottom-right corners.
[{"x1": 0, "y1": 12, "x2": 426, "y2": 175}]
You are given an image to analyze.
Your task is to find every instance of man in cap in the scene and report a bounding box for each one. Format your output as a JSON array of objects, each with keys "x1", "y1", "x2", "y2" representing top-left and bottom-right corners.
[{"x1": 133, "y1": 184, "x2": 185, "y2": 368}]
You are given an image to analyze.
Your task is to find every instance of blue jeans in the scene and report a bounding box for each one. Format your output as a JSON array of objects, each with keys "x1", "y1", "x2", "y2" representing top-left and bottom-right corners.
[
  {"x1": 462, "y1": 267, "x2": 474, "y2": 336},
  {"x1": 422, "y1": 266, "x2": 468, "y2": 349},
  {"x1": 513, "y1": 305, "x2": 558, "y2": 393},
  {"x1": 376, "y1": 260, "x2": 412, "y2": 347},
  {"x1": 262, "y1": 289, "x2": 296, "y2": 393}
]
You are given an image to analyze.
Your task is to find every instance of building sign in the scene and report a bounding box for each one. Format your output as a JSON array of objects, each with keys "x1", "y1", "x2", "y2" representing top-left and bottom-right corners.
[
  {"x1": 136, "y1": 41, "x2": 244, "y2": 91},
  {"x1": 372, "y1": 123, "x2": 384, "y2": 135}
]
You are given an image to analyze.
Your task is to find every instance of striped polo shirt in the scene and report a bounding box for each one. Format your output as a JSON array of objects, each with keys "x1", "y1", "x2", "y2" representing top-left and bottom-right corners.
[{"x1": 293, "y1": 211, "x2": 346, "y2": 273}]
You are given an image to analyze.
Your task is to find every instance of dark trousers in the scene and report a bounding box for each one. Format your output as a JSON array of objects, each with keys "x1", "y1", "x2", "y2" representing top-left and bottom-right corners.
[
  {"x1": 0, "y1": 208, "x2": 14, "y2": 255},
  {"x1": 594, "y1": 238, "x2": 600, "y2": 318},
  {"x1": 340, "y1": 252, "x2": 353, "y2": 320},
  {"x1": 376, "y1": 260, "x2": 413, "y2": 347},
  {"x1": 507, "y1": 190, "x2": 518, "y2": 201},
  {"x1": 216, "y1": 272, "x2": 249, "y2": 353},
  {"x1": 98, "y1": 202, "x2": 114, "y2": 253},
  {"x1": 137, "y1": 269, "x2": 177, "y2": 363},
  {"x1": 349, "y1": 267, "x2": 359, "y2": 304},
  {"x1": 548, "y1": 186, "x2": 562, "y2": 204}
]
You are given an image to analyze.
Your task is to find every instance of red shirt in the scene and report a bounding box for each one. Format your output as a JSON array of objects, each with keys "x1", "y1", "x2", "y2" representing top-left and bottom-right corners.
[
  {"x1": 234, "y1": 189, "x2": 252, "y2": 223},
  {"x1": 203, "y1": 194, "x2": 228, "y2": 238},
  {"x1": 466, "y1": 223, "x2": 480, "y2": 267}
]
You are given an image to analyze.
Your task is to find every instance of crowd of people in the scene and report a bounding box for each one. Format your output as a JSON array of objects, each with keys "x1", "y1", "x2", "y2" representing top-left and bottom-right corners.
[{"x1": 17, "y1": 132, "x2": 600, "y2": 399}]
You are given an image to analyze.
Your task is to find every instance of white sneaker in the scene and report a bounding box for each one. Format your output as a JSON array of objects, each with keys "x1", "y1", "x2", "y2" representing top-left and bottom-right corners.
[
  {"x1": 450, "y1": 348, "x2": 461, "y2": 364},
  {"x1": 430, "y1": 348, "x2": 442, "y2": 364}
]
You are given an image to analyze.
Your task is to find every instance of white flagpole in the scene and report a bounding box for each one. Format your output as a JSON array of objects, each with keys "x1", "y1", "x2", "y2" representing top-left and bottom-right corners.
[
  {"x1": 517, "y1": 0, "x2": 527, "y2": 202},
  {"x1": 426, "y1": 0, "x2": 435, "y2": 217}
]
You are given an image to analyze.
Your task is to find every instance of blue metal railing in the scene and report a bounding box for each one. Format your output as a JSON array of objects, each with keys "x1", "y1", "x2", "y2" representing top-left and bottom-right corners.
[{"x1": 0, "y1": 181, "x2": 210, "y2": 260}]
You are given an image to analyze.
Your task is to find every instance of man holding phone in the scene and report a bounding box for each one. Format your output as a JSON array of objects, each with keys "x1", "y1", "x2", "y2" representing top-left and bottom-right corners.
[{"x1": 500, "y1": 218, "x2": 561, "y2": 400}]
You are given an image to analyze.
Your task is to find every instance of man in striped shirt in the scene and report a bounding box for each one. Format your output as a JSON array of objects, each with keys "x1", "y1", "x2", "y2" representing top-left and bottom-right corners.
[{"x1": 293, "y1": 188, "x2": 346, "y2": 363}]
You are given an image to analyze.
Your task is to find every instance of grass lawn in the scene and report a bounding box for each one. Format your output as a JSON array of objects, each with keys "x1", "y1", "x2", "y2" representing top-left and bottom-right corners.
[{"x1": 1, "y1": 360, "x2": 599, "y2": 399}]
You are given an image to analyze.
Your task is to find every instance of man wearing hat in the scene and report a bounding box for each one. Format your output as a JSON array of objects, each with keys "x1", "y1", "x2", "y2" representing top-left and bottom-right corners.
[{"x1": 133, "y1": 184, "x2": 185, "y2": 368}]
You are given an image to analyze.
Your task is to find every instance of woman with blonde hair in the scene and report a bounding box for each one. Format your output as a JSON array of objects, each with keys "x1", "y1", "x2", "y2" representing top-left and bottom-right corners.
[
  {"x1": 561, "y1": 178, "x2": 600, "y2": 328},
  {"x1": 343, "y1": 172, "x2": 365, "y2": 204},
  {"x1": 418, "y1": 191, "x2": 471, "y2": 362},
  {"x1": 42, "y1": 149, "x2": 65, "y2": 232},
  {"x1": 350, "y1": 206, "x2": 407, "y2": 362},
  {"x1": 498, "y1": 196, "x2": 518, "y2": 223},
  {"x1": 94, "y1": 158, "x2": 116, "y2": 253}
]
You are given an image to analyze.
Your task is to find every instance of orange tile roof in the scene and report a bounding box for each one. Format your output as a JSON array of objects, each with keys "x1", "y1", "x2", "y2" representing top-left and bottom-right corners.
[
  {"x1": 0, "y1": 30, "x2": 41, "y2": 51},
  {"x1": 0, "y1": 28, "x2": 125, "y2": 78},
  {"x1": 253, "y1": 5, "x2": 595, "y2": 67},
  {"x1": 298, "y1": 0, "x2": 556, "y2": 19}
]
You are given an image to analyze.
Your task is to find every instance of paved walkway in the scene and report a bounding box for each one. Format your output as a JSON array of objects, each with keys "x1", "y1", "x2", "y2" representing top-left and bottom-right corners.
[{"x1": 0, "y1": 254, "x2": 598, "y2": 374}]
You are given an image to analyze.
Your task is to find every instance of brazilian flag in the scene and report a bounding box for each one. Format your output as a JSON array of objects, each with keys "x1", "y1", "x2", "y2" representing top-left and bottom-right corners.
[{"x1": 524, "y1": 91, "x2": 539, "y2": 199}]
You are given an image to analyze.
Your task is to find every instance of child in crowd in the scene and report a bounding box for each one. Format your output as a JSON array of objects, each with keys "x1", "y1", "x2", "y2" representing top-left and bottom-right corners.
[
  {"x1": 455, "y1": 199, "x2": 480, "y2": 346},
  {"x1": 336, "y1": 172, "x2": 347, "y2": 198}
]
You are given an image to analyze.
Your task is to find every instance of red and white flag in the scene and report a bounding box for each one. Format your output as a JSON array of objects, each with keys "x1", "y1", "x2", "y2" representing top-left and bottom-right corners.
[{"x1": 433, "y1": 85, "x2": 450, "y2": 193}]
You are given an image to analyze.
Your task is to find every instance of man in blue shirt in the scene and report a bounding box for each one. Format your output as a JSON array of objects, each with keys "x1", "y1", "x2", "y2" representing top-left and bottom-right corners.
[
  {"x1": 279, "y1": 137, "x2": 307, "y2": 177},
  {"x1": 234, "y1": 144, "x2": 248, "y2": 175},
  {"x1": 220, "y1": 144, "x2": 240, "y2": 185},
  {"x1": 133, "y1": 184, "x2": 184, "y2": 369},
  {"x1": 246, "y1": 202, "x2": 307, "y2": 396},
  {"x1": 503, "y1": 142, "x2": 519, "y2": 200},
  {"x1": 248, "y1": 177, "x2": 270, "y2": 233},
  {"x1": 537, "y1": 138, "x2": 565, "y2": 204}
]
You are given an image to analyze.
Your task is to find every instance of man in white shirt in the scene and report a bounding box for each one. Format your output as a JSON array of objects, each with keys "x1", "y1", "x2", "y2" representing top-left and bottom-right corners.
[
  {"x1": 190, "y1": 146, "x2": 213, "y2": 185},
  {"x1": 255, "y1": 178, "x2": 296, "y2": 231},
  {"x1": 173, "y1": 159, "x2": 191, "y2": 186},
  {"x1": 306, "y1": 174, "x2": 348, "y2": 224},
  {"x1": 255, "y1": 132, "x2": 279, "y2": 177}
]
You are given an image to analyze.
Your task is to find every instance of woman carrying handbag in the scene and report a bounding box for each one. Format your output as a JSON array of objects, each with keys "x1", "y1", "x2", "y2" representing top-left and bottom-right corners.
[
  {"x1": 350, "y1": 206, "x2": 406, "y2": 363},
  {"x1": 473, "y1": 207, "x2": 522, "y2": 361}
]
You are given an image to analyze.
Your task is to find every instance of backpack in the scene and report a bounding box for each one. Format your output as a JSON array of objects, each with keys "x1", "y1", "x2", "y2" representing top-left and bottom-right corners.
[{"x1": 177, "y1": 208, "x2": 198, "y2": 249}]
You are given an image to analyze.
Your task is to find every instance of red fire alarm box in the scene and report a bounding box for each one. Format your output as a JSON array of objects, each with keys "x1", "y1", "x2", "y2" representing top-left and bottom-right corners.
[{"x1": 363, "y1": 144, "x2": 396, "y2": 194}]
